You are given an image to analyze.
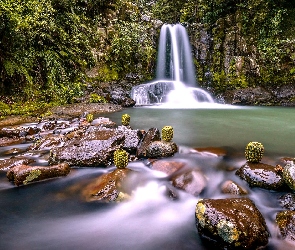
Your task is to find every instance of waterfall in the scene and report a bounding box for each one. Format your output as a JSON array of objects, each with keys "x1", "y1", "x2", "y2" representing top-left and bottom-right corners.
[{"x1": 131, "y1": 24, "x2": 214, "y2": 106}]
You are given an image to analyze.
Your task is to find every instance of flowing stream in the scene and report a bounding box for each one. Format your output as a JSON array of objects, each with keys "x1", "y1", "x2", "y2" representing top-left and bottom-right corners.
[{"x1": 0, "y1": 106, "x2": 295, "y2": 250}]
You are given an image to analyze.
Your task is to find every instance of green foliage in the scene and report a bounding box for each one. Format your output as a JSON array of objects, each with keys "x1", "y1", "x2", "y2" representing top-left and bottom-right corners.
[
  {"x1": 0, "y1": 0, "x2": 101, "y2": 103},
  {"x1": 89, "y1": 93, "x2": 107, "y2": 103}
]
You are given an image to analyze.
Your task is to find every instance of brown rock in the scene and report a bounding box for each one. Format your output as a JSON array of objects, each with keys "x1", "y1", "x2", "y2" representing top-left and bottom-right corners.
[
  {"x1": 193, "y1": 147, "x2": 227, "y2": 157},
  {"x1": 276, "y1": 210, "x2": 295, "y2": 242},
  {"x1": 172, "y1": 169, "x2": 207, "y2": 196},
  {"x1": 0, "y1": 157, "x2": 35, "y2": 171},
  {"x1": 196, "y1": 198, "x2": 269, "y2": 249},
  {"x1": 0, "y1": 137, "x2": 25, "y2": 147},
  {"x1": 150, "y1": 160, "x2": 185, "y2": 176},
  {"x1": 82, "y1": 168, "x2": 133, "y2": 202},
  {"x1": 236, "y1": 162, "x2": 286, "y2": 190},
  {"x1": 7, "y1": 163, "x2": 70, "y2": 186},
  {"x1": 221, "y1": 180, "x2": 248, "y2": 195},
  {"x1": 136, "y1": 128, "x2": 161, "y2": 158}
]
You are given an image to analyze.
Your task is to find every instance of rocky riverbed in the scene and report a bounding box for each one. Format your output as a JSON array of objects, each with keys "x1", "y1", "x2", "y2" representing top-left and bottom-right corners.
[{"x1": 1, "y1": 107, "x2": 295, "y2": 249}]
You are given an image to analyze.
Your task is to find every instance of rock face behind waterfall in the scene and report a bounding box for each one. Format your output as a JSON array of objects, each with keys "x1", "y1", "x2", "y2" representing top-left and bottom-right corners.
[{"x1": 195, "y1": 198, "x2": 269, "y2": 249}]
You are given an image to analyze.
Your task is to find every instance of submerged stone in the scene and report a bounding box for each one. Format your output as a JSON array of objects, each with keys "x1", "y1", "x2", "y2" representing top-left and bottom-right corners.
[
  {"x1": 7, "y1": 163, "x2": 70, "y2": 186},
  {"x1": 172, "y1": 169, "x2": 207, "y2": 196},
  {"x1": 283, "y1": 161, "x2": 295, "y2": 192},
  {"x1": 150, "y1": 160, "x2": 185, "y2": 176},
  {"x1": 276, "y1": 211, "x2": 295, "y2": 243},
  {"x1": 82, "y1": 168, "x2": 133, "y2": 202},
  {"x1": 235, "y1": 162, "x2": 286, "y2": 190},
  {"x1": 221, "y1": 180, "x2": 248, "y2": 195},
  {"x1": 195, "y1": 198, "x2": 269, "y2": 249}
]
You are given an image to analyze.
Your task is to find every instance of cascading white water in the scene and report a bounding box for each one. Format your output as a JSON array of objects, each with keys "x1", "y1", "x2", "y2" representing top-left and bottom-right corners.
[{"x1": 131, "y1": 24, "x2": 214, "y2": 107}]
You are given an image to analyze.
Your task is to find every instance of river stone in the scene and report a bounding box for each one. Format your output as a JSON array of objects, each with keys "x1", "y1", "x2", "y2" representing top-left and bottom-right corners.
[
  {"x1": 276, "y1": 211, "x2": 295, "y2": 242},
  {"x1": 146, "y1": 140, "x2": 178, "y2": 158},
  {"x1": 29, "y1": 134, "x2": 64, "y2": 150},
  {"x1": 280, "y1": 193, "x2": 295, "y2": 211},
  {"x1": 0, "y1": 157, "x2": 35, "y2": 171},
  {"x1": 0, "y1": 126, "x2": 40, "y2": 138},
  {"x1": 221, "y1": 180, "x2": 248, "y2": 195},
  {"x1": 117, "y1": 126, "x2": 143, "y2": 154},
  {"x1": 7, "y1": 163, "x2": 70, "y2": 186},
  {"x1": 172, "y1": 169, "x2": 207, "y2": 196},
  {"x1": 235, "y1": 162, "x2": 286, "y2": 190},
  {"x1": 282, "y1": 161, "x2": 295, "y2": 192},
  {"x1": 0, "y1": 137, "x2": 26, "y2": 147},
  {"x1": 48, "y1": 128, "x2": 125, "y2": 167},
  {"x1": 150, "y1": 160, "x2": 185, "y2": 176},
  {"x1": 82, "y1": 168, "x2": 133, "y2": 202},
  {"x1": 136, "y1": 127, "x2": 161, "y2": 158},
  {"x1": 195, "y1": 198, "x2": 269, "y2": 249}
]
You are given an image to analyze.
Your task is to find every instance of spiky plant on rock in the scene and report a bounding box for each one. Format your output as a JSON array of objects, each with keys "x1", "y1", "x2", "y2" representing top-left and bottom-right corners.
[
  {"x1": 162, "y1": 126, "x2": 173, "y2": 142},
  {"x1": 113, "y1": 149, "x2": 129, "y2": 169},
  {"x1": 245, "y1": 142, "x2": 264, "y2": 163},
  {"x1": 122, "y1": 114, "x2": 130, "y2": 126},
  {"x1": 86, "y1": 113, "x2": 94, "y2": 123}
]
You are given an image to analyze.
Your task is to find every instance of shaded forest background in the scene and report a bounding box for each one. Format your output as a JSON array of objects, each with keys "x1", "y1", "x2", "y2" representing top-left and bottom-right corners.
[{"x1": 1, "y1": 0, "x2": 295, "y2": 114}]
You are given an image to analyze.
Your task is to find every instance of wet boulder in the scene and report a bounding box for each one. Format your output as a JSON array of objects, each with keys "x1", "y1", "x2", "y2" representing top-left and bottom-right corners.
[
  {"x1": 0, "y1": 137, "x2": 26, "y2": 147},
  {"x1": 150, "y1": 159, "x2": 185, "y2": 176},
  {"x1": 282, "y1": 161, "x2": 295, "y2": 192},
  {"x1": 280, "y1": 193, "x2": 295, "y2": 211},
  {"x1": 172, "y1": 169, "x2": 207, "y2": 196},
  {"x1": 0, "y1": 126, "x2": 40, "y2": 138},
  {"x1": 276, "y1": 211, "x2": 295, "y2": 242},
  {"x1": 235, "y1": 162, "x2": 286, "y2": 190},
  {"x1": 117, "y1": 126, "x2": 143, "y2": 154},
  {"x1": 7, "y1": 163, "x2": 70, "y2": 186},
  {"x1": 195, "y1": 198, "x2": 269, "y2": 249},
  {"x1": 82, "y1": 168, "x2": 133, "y2": 202},
  {"x1": 221, "y1": 180, "x2": 248, "y2": 195},
  {"x1": 28, "y1": 134, "x2": 64, "y2": 150},
  {"x1": 0, "y1": 157, "x2": 35, "y2": 171},
  {"x1": 48, "y1": 128, "x2": 125, "y2": 167},
  {"x1": 136, "y1": 128, "x2": 161, "y2": 158},
  {"x1": 146, "y1": 140, "x2": 178, "y2": 158},
  {"x1": 91, "y1": 117, "x2": 116, "y2": 128}
]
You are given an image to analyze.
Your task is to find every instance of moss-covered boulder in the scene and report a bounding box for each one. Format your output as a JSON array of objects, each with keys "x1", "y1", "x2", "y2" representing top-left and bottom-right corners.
[
  {"x1": 195, "y1": 198, "x2": 269, "y2": 249},
  {"x1": 276, "y1": 211, "x2": 295, "y2": 243},
  {"x1": 235, "y1": 162, "x2": 286, "y2": 190},
  {"x1": 7, "y1": 163, "x2": 70, "y2": 186}
]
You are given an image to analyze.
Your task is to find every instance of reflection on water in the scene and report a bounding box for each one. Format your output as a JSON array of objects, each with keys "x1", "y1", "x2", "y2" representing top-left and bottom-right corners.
[{"x1": 0, "y1": 106, "x2": 295, "y2": 250}]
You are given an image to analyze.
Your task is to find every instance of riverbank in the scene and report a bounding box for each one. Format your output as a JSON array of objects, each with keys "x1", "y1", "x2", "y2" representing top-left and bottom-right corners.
[{"x1": 0, "y1": 103, "x2": 123, "y2": 127}]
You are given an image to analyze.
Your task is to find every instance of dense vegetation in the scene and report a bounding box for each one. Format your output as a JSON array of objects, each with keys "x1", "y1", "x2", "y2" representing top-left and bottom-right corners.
[{"x1": 1, "y1": 0, "x2": 295, "y2": 115}]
